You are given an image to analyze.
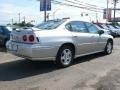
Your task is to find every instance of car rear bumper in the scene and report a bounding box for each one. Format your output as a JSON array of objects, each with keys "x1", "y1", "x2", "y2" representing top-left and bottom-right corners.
[{"x1": 6, "y1": 41, "x2": 57, "y2": 61}]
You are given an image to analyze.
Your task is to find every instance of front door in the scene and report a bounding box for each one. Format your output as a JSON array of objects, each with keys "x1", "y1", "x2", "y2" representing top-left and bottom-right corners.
[{"x1": 85, "y1": 22, "x2": 104, "y2": 52}]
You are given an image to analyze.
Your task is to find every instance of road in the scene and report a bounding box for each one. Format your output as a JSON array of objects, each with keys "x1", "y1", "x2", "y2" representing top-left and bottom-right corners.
[{"x1": 0, "y1": 38, "x2": 120, "y2": 90}]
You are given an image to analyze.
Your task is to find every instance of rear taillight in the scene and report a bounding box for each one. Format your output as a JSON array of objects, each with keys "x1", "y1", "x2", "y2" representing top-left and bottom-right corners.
[
  {"x1": 23, "y1": 35, "x2": 27, "y2": 41},
  {"x1": 29, "y1": 35, "x2": 35, "y2": 42}
]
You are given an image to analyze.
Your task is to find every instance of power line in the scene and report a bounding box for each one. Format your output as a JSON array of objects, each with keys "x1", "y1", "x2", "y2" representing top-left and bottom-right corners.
[
  {"x1": 73, "y1": 0, "x2": 105, "y2": 9},
  {"x1": 52, "y1": 0, "x2": 103, "y2": 13},
  {"x1": 92, "y1": 0, "x2": 107, "y2": 4},
  {"x1": 62, "y1": 0, "x2": 104, "y2": 13},
  {"x1": 63, "y1": 0, "x2": 103, "y2": 10}
]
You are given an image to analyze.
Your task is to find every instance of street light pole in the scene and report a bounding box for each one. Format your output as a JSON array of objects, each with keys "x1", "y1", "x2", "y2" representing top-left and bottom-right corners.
[
  {"x1": 18, "y1": 13, "x2": 21, "y2": 23},
  {"x1": 11, "y1": 18, "x2": 13, "y2": 25}
]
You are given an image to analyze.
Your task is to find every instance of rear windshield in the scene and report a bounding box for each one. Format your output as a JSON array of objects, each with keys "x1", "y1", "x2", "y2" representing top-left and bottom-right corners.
[
  {"x1": 35, "y1": 19, "x2": 66, "y2": 30},
  {"x1": 6, "y1": 26, "x2": 12, "y2": 31}
]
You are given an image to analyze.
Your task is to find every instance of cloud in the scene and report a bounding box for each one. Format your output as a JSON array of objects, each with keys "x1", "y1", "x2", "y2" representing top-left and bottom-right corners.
[{"x1": 0, "y1": 4, "x2": 14, "y2": 14}]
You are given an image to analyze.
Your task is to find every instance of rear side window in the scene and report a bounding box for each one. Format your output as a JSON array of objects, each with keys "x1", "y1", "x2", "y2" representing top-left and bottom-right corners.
[
  {"x1": 85, "y1": 22, "x2": 99, "y2": 34},
  {"x1": 35, "y1": 19, "x2": 66, "y2": 30},
  {"x1": 66, "y1": 21, "x2": 88, "y2": 33}
]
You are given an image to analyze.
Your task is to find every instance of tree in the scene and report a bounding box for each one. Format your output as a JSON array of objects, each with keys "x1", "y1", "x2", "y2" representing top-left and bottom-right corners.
[
  {"x1": 19, "y1": 21, "x2": 26, "y2": 27},
  {"x1": 12, "y1": 21, "x2": 34, "y2": 27},
  {"x1": 26, "y1": 22, "x2": 34, "y2": 27}
]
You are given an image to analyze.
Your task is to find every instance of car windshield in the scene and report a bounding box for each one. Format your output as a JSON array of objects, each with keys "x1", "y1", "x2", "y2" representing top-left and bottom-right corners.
[
  {"x1": 112, "y1": 25, "x2": 118, "y2": 29},
  {"x1": 102, "y1": 25, "x2": 109, "y2": 29},
  {"x1": 95, "y1": 24, "x2": 104, "y2": 29},
  {"x1": 35, "y1": 19, "x2": 66, "y2": 30},
  {"x1": 108, "y1": 25, "x2": 116, "y2": 29}
]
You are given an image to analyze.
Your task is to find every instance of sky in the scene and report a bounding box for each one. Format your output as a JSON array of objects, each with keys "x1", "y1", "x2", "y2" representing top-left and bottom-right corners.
[{"x1": 0, "y1": 0, "x2": 120, "y2": 25}]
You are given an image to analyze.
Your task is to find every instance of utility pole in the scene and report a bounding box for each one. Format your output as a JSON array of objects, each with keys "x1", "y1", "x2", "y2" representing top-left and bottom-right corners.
[
  {"x1": 106, "y1": 0, "x2": 109, "y2": 23},
  {"x1": 23, "y1": 16, "x2": 26, "y2": 23},
  {"x1": 46, "y1": 13, "x2": 49, "y2": 20},
  {"x1": 18, "y1": 13, "x2": 21, "y2": 23},
  {"x1": 96, "y1": 13, "x2": 98, "y2": 23},
  {"x1": 89, "y1": 17, "x2": 91, "y2": 22},
  {"x1": 113, "y1": 0, "x2": 118, "y2": 23},
  {"x1": 44, "y1": 0, "x2": 47, "y2": 22}
]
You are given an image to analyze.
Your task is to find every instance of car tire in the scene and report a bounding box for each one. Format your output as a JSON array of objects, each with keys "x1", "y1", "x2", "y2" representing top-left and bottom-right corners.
[
  {"x1": 55, "y1": 46, "x2": 74, "y2": 68},
  {"x1": 104, "y1": 40, "x2": 113, "y2": 55}
]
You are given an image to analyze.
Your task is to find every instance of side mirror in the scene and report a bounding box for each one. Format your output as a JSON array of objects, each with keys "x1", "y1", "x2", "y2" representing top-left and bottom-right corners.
[{"x1": 98, "y1": 30, "x2": 104, "y2": 35}]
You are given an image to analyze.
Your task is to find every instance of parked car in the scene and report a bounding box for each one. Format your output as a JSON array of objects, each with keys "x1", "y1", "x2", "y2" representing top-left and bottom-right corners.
[
  {"x1": 112, "y1": 25, "x2": 120, "y2": 36},
  {"x1": 94, "y1": 24, "x2": 111, "y2": 35},
  {"x1": 107, "y1": 25, "x2": 120, "y2": 36},
  {"x1": 114, "y1": 25, "x2": 120, "y2": 29},
  {"x1": 6, "y1": 19, "x2": 113, "y2": 67},
  {"x1": 101, "y1": 24, "x2": 117, "y2": 37},
  {"x1": 0, "y1": 25, "x2": 12, "y2": 46}
]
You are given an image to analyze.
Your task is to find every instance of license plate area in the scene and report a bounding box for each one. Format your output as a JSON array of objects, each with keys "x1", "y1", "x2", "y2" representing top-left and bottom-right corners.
[{"x1": 11, "y1": 34, "x2": 20, "y2": 42}]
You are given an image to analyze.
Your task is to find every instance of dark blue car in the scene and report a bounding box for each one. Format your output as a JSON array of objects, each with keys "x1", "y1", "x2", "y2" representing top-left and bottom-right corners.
[{"x1": 0, "y1": 25, "x2": 12, "y2": 46}]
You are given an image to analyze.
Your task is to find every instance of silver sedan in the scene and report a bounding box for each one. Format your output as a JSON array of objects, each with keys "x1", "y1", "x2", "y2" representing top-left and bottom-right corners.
[{"x1": 6, "y1": 19, "x2": 113, "y2": 67}]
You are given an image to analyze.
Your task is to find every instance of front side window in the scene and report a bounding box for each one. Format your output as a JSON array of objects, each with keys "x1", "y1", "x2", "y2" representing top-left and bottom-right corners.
[
  {"x1": 85, "y1": 22, "x2": 99, "y2": 34},
  {"x1": 35, "y1": 19, "x2": 66, "y2": 30},
  {"x1": 66, "y1": 21, "x2": 88, "y2": 33}
]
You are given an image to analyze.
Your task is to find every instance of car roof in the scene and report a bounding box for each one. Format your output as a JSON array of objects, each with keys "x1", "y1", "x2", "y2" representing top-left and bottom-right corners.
[{"x1": 63, "y1": 19, "x2": 92, "y2": 25}]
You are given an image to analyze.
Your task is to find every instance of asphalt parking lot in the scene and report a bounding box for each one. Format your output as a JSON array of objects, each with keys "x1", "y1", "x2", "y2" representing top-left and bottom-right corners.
[{"x1": 0, "y1": 38, "x2": 120, "y2": 90}]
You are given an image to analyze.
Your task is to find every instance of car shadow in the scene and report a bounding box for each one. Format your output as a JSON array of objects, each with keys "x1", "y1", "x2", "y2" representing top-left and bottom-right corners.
[
  {"x1": 0, "y1": 52, "x2": 106, "y2": 81},
  {"x1": 73, "y1": 52, "x2": 106, "y2": 65}
]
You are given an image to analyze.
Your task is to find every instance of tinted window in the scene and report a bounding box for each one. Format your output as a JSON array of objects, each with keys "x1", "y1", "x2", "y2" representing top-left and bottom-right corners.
[
  {"x1": 112, "y1": 25, "x2": 118, "y2": 29},
  {"x1": 66, "y1": 21, "x2": 88, "y2": 33},
  {"x1": 85, "y1": 22, "x2": 99, "y2": 34},
  {"x1": 65, "y1": 23, "x2": 72, "y2": 31},
  {"x1": 35, "y1": 19, "x2": 66, "y2": 30},
  {"x1": 98, "y1": 24, "x2": 104, "y2": 29}
]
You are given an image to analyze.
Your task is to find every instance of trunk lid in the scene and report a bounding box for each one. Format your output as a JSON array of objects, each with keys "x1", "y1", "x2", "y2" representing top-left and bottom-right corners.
[{"x1": 10, "y1": 28, "x2": 38, "y2": 43}]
